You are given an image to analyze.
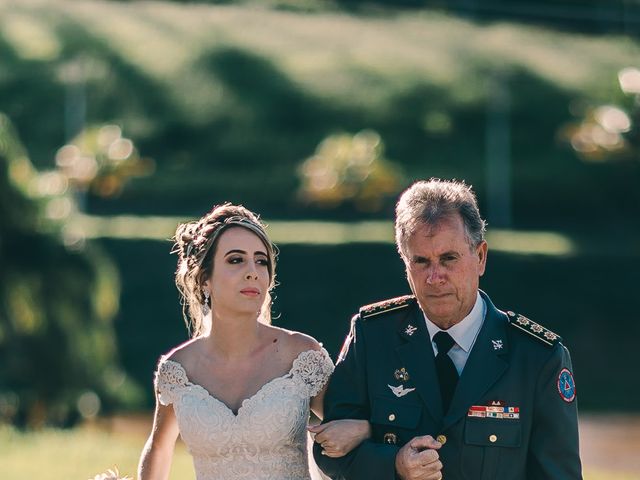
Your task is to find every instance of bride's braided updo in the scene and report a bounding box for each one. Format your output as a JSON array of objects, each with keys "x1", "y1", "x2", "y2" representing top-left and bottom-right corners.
[{"x1": 173, "y1": 203, "x2": 277, "y2": 337}]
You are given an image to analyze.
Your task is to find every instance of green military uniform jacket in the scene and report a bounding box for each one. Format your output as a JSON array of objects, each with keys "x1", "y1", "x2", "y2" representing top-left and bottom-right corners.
[{"x1": 314, "y1": 291, "x2": 582, "y2": 480}]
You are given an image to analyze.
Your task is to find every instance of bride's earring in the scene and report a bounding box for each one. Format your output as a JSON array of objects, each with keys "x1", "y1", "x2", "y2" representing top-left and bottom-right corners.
[{"x1": 202, "y1": 289, "x2": 211, "y2": 316}]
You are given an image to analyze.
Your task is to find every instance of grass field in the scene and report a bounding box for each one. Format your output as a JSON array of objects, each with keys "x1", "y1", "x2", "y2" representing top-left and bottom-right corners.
[
  {"x1": 0, "y1": 420, "x2": 194, "y2": 480},
  {"x1": 1, "y1": 414, "x2": 639, "y2": 480}
]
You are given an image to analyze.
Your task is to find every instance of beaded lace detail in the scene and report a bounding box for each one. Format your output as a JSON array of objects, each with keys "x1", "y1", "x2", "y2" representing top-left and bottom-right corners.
[{"x1": 155, "y1": 348, "x2": 334, "y2": 480}]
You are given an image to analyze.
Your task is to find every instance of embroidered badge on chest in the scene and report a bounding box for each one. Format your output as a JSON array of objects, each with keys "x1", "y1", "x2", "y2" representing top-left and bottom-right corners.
[
  {"x1": 394, "y1": 368, "x2": 410, "y2": 381},
  {"x1": 388, "y1": 384, "x2": 416, "y2": 398},
  {"x1": 557, "y1": 368, "x2": 576, "y2": 402}
]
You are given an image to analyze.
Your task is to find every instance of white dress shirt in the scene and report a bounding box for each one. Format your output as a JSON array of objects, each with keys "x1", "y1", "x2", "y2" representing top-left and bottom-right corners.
[{"x1": 423, "y1": 292, "x2": 486, "y2": 375}]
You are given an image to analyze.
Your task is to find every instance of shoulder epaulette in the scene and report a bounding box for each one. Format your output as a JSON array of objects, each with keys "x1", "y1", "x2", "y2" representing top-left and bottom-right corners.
[
  {"x1": 506, "y1": 311, "x2": 562, "y2": 347},
  {"x1": 360, "y1": 295, "x2": 415, "y2": 320}
]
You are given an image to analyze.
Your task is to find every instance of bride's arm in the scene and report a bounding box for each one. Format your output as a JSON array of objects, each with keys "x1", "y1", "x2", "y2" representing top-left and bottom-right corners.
[
  {"x1": 310, "y1": 382, "x2": 327, "y2": 420},
  {"x1": 309, "y1": 385, "x2": 371, "y2": 458},
  {"x1": 138, "y1": 396, "x2": 180, "y2": 480},
  {"x1": 308, "y1": 419, "x2": 372, "y2": 458}
]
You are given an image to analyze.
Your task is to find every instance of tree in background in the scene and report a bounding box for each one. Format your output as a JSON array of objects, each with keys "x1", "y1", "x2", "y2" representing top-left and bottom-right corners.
[
  {"x1": 298, "y1": 130, "x2": 404, "y2": 212},
  {"x1": 561, "y1": 67, "x2": 639, "y2": 162},
  {"x1": 0, "y1": 113, "x2": 140, "y2": 428},
  {"x1": 55, "y1": 124, "x2": 155, "y2": 202}
]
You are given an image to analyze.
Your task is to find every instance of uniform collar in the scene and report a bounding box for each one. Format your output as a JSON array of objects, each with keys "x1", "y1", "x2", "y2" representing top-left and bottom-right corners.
[{"x1": 423, "y1": 292, "x2": 485, "y2": 353}]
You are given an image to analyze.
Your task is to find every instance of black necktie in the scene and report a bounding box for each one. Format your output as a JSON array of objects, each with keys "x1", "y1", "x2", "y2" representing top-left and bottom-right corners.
[{"x1": 433, "y1": 331, "x2": 459, "y2": 413}]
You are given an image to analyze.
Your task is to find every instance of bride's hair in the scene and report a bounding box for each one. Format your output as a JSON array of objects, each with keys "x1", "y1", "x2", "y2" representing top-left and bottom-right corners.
[{"x1": 172, "y1": 203, "x2": 278, "y2": 337}]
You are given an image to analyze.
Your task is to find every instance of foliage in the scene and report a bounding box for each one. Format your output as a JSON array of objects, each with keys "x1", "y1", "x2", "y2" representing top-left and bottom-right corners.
[
  {"x1": 561, "y1": 67, "x2": 639, "y2": 162},
  {"x1": 0, "y1": 114, "x2": 140, "y2": 427},
  {"x1": 298, "y1": 130, "x2": 404, "y2": 211},
  {"x1": 0, "y1": 0, "x2": 639, "y2": 226},
  {"x1": 56, "y1": 124, "x2": 155, "y2": 199}
]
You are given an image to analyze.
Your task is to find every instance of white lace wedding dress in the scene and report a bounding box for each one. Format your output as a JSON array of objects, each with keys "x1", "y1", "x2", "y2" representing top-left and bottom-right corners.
[{"x1": 155, "y1": 348, "x2": 334, "y2": 480}]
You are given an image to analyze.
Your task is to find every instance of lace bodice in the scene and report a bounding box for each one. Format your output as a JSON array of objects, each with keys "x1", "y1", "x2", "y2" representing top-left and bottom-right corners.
[{"x1": 155, "y1": 348, "x2": 334, "y2": 480}]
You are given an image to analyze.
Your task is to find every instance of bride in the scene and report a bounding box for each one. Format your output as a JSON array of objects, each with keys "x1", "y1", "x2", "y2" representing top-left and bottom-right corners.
[{"x1": 138, "y1": 203, "x2": 370, "y2": 480}]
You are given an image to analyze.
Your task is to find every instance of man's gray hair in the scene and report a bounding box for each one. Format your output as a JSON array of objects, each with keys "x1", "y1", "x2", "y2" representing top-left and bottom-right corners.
[{"x1": 395, "y1": 178, "x2": 487, "y2": 258}]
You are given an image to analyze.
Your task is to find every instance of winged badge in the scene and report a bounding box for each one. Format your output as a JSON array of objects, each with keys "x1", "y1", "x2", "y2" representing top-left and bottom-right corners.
[{"x1": 388, "y1": 384, "x2": 416, "y2": 398}]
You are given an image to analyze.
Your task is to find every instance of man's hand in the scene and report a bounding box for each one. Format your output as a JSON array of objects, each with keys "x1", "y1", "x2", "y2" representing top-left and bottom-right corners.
[{"x1": 395, "y1": 435, "x2": 443, "y2": 480}]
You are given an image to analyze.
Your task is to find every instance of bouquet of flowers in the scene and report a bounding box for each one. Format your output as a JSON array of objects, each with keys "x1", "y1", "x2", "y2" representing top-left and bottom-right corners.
[{"x1": 90, "y1": 467, "x2": 132, "y2": 480}]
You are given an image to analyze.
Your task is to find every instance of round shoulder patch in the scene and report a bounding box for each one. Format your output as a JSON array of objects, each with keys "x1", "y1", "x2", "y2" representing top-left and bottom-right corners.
[{"x1": 557, "y1": 368, "x2": 576, "y2": 402}]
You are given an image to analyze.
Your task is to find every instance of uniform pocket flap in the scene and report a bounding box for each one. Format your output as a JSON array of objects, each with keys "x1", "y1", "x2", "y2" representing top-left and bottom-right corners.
[
  {"x1": 372, "y1": 396, "x2": 422, "y2": 429},
  {"x1": 464, "y1": 417, "x2": 521, "y2": 448}
]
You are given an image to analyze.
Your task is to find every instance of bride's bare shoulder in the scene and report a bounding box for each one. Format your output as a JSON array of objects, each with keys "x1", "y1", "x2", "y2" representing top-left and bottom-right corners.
[
  {"x1": 267, "y1": 326, "x2": 323, "y2": 358},
  {"x1": 163, "y1": 337, "x2": 203, "y2": 367}
]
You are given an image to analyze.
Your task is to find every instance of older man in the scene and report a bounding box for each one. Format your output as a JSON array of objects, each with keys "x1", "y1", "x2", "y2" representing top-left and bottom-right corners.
[{"x1": 312, "y1": 179, "x2": 582, "y2": 480}]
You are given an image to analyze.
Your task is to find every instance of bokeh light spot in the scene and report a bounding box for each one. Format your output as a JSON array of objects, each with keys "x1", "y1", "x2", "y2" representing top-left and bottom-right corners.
[{"x1": 618, "y1": 67, "x2": 640, "y2": 95}]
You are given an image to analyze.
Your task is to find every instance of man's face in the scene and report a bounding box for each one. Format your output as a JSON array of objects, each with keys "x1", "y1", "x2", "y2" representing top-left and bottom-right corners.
[{"x1": 403, "y1": 214, "x2": 487, "y2": 329}]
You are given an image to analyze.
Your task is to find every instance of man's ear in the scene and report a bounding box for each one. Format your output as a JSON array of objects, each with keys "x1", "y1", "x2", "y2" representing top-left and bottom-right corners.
[{"x1": 477, "y1": 241, "x2": 488, "y2": 276}]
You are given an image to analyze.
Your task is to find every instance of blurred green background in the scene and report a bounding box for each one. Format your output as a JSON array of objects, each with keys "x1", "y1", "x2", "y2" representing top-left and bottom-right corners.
[{"x1": 1, "y1": 0, "x2": 640, "y2": 477}]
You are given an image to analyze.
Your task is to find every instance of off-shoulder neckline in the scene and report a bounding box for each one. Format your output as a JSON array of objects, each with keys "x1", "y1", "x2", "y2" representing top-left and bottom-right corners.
[{"x1": 160, "y1": 347, "x2": 329, "y2": 416}]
